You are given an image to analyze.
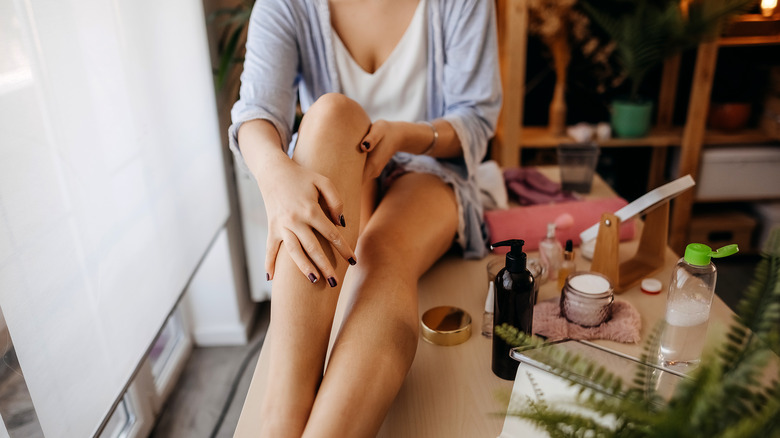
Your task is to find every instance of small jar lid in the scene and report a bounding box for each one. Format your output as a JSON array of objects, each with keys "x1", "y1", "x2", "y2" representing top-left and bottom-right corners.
[
  {"x1": 641, "y1": 278, "x2": 663, "y2": 295},
  {"x1": 420, "y1": 306, "x2": 472, "y2": 346},
  {"x1": 567, "y1": 272, "x2": 613, "y2": 298}
]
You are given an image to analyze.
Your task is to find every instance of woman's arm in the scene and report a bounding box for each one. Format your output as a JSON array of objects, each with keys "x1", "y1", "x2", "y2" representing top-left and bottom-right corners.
[
  {"x1": 231, "y1": 2, "x2": 356, "y2": 283},
  {"x1": 359, "y1": 0, "x2": 501, "y2": 181},
  {"x1": 359, "y1": 119, "x2": 461, "y2": 181},
  {"x1": 238, "y1": 119, "x2": 356, "y2": 283},
  {"x1": 230, "y1": 0, "x2": 300, "y2": 153},
  {"x1": 438, "y1": 0, "x2": 502, "y2": 175}
]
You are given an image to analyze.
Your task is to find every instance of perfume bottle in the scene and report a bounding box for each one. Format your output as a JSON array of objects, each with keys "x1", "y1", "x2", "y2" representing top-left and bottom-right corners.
[
  {"x1": 539, "y1": 223, "x2": 563, "y2": 281},
  {"x1": 557, "y1": 239, "x2": 575, "y2": 290}
]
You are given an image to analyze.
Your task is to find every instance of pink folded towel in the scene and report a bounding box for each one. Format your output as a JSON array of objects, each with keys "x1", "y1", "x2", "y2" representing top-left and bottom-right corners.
[
  {"x1": 485, "y1": 197, "x2": 634, "y2": 252},
  {"x1": 533, "y1": 299, "x2": 642, "y2": 343},
  {"x1": 503, "y1": 167, "x2": 577, "y2": 205}
]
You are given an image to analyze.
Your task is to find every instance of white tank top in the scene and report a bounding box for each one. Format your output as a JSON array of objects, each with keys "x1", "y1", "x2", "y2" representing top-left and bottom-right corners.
[{"x1": 331, "y1": 0, "x2": 427, "y2": 122}]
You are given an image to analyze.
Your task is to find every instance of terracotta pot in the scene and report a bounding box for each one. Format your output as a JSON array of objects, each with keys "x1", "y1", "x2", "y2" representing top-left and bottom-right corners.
[{"x1": 707, "y1": 102, "x2": 752, "y2": 131}]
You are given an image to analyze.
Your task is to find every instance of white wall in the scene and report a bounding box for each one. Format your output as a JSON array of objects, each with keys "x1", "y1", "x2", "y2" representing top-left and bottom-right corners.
[
  {"x1": 235, "y1": 162, "x2": 272, "y2": 302},
  {"x1": 184, "y1": 227, "x2": 254, "y2": 346},
  {"x1": 0, "y1": 0, "x2": 231, "y2": 435},
  {"x1": 0, "y1": 414, "x2": 8, "y2": 438}
]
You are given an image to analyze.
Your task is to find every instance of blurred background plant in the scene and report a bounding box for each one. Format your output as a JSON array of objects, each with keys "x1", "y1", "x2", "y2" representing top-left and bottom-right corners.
[
  {"x1": 209, "y1": 0, "x2": 254, "y2": 90},
  {"x1": 581, "y1": 0, "x2": 756, "y2": 102},
  {"x1": 526, "y1": 0, "x2": 619, "y2": 135}
]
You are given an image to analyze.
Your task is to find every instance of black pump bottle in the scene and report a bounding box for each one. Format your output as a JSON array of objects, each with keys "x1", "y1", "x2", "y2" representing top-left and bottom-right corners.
[{"x1": 491, "y1": 239, "x2": 535, "y2": 380}]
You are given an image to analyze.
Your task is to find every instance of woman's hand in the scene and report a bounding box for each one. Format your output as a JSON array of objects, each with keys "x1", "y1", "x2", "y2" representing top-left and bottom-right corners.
[
  {"x1": 359, "y1": 120, "x2": 407, "y2": 181},
  {"x1": 259, "y1": 155, "x2": 357, "y2": 286}
]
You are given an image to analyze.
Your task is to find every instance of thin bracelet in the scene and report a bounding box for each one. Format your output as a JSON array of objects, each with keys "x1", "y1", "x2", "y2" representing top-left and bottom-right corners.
[{"x1": 419, "y1": 121, "x2": 438, "y2": 156}]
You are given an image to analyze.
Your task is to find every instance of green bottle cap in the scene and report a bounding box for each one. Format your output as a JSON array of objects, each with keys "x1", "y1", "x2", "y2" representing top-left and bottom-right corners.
[{"x1": 683, "y1": 243, "x2": 739, "y2": 266}]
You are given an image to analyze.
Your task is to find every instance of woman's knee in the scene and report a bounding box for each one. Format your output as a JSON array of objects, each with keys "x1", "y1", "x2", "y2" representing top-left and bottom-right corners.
[{"x1": 297, "y1": 93, "x2": 371, "y2": 152}]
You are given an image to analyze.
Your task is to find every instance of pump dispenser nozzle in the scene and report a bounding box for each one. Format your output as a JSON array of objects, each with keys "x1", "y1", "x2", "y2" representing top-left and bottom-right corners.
[{"x1": 491, "y1": 239, "x2": 527, "y2": 274}]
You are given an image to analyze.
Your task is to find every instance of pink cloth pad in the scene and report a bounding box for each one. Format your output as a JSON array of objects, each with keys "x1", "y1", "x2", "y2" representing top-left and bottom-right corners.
[
  {"x1": 533, "y1": 299, "x2": 642, "y2": 343},
  {"x1": 485, "y1": 197, "x2": 634, "y2": 252},
  {"x1": 503, "y1": 167, "x2": 578, "y2": 205}
]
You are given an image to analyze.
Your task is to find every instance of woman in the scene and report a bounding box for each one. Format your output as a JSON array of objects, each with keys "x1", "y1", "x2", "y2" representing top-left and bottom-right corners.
[{"x1": 229, "y1": 0, "x2": 500, "y2": 435}]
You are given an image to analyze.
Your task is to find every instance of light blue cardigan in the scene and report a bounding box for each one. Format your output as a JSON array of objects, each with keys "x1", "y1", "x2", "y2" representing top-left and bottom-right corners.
[{"x1": 230, "y1": 0, "x2": 502, "y2": 258}]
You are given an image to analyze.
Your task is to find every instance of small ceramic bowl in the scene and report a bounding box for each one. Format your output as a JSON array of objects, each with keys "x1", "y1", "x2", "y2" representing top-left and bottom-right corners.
[{"x1": 707, "y1": 102, "x2": 751, "y2": 131}]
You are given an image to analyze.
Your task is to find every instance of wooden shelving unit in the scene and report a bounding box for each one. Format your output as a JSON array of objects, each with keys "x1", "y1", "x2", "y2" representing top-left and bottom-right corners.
[
  {"x1": 494, "y1": 0, "x2": 780, "y2": 254},
  {"x1": 492, "y1": 0, "x2": 691, "y2": 190},
  {"x1": 667, "y1": 14, "x2": 780, "y2": 253}
]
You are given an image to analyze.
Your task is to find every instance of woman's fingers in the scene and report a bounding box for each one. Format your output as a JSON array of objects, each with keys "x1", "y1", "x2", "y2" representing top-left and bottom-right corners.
[
  {"x1": 264, "y1": 232, "x2": 282, "y2": 280},
  {"x1": 360, "y1": 129, "x2": 376, "y2": 152},
  {"x1": 289, "y1": 225, "x2": 344, "y2": 287},
  {"x1": 281, "y1": 228, "x2": 323, "y2": 285},
  {"x1": 307, "y1": 209, "x2": 357, "y2": 266},
  {"x1": 315, "y1": 175, "x2": 346, "y2": 227},
  {"x1": 360, "y1": 120, "x2": 387, "y2": 152},
  {"x1": 268, "y1": 206, "x2": 356, "y2": 286}
]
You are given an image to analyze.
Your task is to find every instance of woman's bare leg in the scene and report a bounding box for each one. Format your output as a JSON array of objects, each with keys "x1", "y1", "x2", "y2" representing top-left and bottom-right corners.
[
  {"x1": 303, "y1": 172, "x2": 459, "y2": 437},
  {"x1": 260, "y1": 93, "x2": 370, "y2": 436}
]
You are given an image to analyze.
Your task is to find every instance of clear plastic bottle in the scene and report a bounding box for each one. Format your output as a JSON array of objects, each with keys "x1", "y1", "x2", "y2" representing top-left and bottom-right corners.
[
  {"x1": 659, "y1": 243, "x2": 738, "y2": 371},
  {"x1": 482, "y1": 281, "x2": 494, "y2": 338}
]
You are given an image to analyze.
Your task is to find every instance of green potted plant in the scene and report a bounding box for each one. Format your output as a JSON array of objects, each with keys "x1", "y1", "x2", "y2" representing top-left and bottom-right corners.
[
  {"x1": 208, "y1": 0, "x2": 254, "y2": 90},
  {"x1": 495, "y1": 226, "x2": 780, "y2": 436},
  {"x1": 581, "y1": 0, "x2": 755, "y2": 138}
]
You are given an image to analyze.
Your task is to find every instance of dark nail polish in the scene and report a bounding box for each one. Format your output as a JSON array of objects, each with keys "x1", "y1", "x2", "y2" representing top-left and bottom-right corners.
[
  {"x1": 327, "y1": 277, "x2": 337, "y2": 288},
  {"x1": 266, "y1": 273, "x2": 270, "y2": 281},
  {"x1": 361, "y1": 141, "x2": 370, "y2": 151},
  {"x1": 348, "y1": 257, "x2": 356, "y2": 266},
  {"x1": 308, "y1": 273, "x2": 317, "y2": 283},
  {"x1": 339, "y1": 214, "x2": 346, "y2": 227}
]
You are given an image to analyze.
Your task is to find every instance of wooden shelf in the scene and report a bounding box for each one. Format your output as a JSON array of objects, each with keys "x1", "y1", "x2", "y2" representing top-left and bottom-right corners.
[
  {"x1": 703, "y1": 128, "x2": 778, "y2": 145},
  {"x1": 720, "y1": 14, "x2": 780, "y2": 47},
  {"x1": 515, "y1": 126, "x2": 682, "y2": 148},
  {"x1": 511, "y1": 126, "x2": 775, "y2": 148},
  {"x1": 719, "y1": 34, "x2": 780, "y2": 47}
]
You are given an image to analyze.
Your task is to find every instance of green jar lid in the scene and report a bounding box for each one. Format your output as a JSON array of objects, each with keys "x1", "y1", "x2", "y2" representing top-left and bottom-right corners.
[{"x1": 684, "y1": 243, "x2": 739, "y2": 266}]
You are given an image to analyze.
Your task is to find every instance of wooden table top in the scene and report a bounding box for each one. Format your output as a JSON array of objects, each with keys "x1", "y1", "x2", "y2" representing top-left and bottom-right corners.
[{"x1": 234, "y1": 168, "x2": 735, "y2": 437}]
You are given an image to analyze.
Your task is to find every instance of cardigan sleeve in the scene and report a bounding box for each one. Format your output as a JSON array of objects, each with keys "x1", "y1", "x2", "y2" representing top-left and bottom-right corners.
[
  {"x1": 228, "y1": 0, "x2": 301, "y2": 171},
  {"x1": 438, "y1": 0, "x2": 502, "y2": 180}
]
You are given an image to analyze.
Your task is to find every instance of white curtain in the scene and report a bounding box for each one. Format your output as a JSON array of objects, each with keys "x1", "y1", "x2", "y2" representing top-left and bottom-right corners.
[{"x1": 0, "y1": 0, "x2": 229, "y2": 436}]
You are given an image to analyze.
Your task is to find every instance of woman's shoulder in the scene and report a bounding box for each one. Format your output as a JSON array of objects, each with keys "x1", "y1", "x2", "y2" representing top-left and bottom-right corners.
[
  {"x1": 436, "y1": 0, "x2": 494, "y2": 14},
  {"x1": 250, "y1": 0, "x2": 328, "y2": 38},
  {"x1": 435, "y1": 0, "x2": 495, "y2": 28},
  {"x1": 252, "y1": 0, "x2": 319, "y2": 21}
]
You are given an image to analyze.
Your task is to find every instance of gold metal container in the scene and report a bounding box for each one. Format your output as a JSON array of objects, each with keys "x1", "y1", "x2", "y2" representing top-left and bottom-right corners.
[{"x1": 420, "y1": 306, "x2": 472, "y2": 346}]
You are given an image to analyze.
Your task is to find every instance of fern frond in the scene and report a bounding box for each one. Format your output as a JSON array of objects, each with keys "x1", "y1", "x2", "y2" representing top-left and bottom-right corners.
[
  {"x1": 494, "y1": 323, "x2": 546, "y2": 350},
  {"x1": 631, "y1": 323, "x2": 664, "y2": 407},
  {"x1": 508, "y1": 400, "x2": 617, "y2": 438},
  {"x1": 527, "y1": 371, "x2": 547, "y2": 406}
]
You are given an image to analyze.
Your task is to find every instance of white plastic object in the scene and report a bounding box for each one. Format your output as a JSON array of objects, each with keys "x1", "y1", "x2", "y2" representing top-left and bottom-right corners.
[{"x1": 640, "y1": 278, "x2": 662, "y2": 295}]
